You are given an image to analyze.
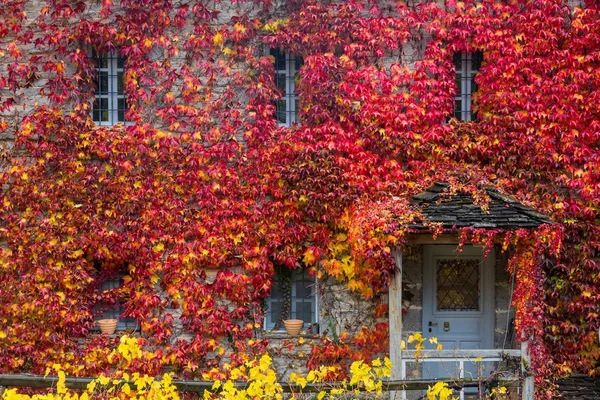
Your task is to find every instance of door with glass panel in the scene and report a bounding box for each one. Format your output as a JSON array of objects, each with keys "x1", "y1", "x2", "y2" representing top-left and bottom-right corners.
[{"x1": 422, "y1": 245, "x2": 494, "y2": 386}]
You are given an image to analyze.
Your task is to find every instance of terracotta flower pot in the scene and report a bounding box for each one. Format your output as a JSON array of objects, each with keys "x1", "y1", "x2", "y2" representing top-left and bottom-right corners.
[
  {"x1": 283, "y1": 319, "x2": 304, "y2": 336},
  {"x1": 97, "y1": 319, "x2": 117, "y2": 334}
]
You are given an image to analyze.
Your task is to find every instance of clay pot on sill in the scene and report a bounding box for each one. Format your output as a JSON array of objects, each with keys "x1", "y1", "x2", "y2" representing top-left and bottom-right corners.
[
  {"x1": 97, "y1": 319, "x2": 118, "y2": 335},
  {"x1": 283, "y1": 319, "x2": 304, "y2": 336}
]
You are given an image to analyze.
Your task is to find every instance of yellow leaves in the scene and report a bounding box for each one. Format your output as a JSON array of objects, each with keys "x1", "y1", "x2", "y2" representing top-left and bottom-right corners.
[
  {"x1": 213, "y1": 32, "x2": 224, "y2": 46},
  {"x1": 56, "y1": 291, "x2": 66, "y2": 303},
  {"x1": 233, "y1": 22, "x2": 247, "y2": 36},
  {"x1": 427, "y1": 381, "x2": 456, "y2": 400},
  {"x1": 229, "y1": 232, "x2": 244, "y2": 245},
  {"x1": 407, "y1": 332, "x2": 427, "y2": 360},
  {"x1": 262, "y1": 18, "x2": 288, "y2": 33},
  {"x1": 67, "y1": 249, "x2": 84, "y2": 259},
  {"x1": 335, "y1": 233, "x2": 347, "y2": 242},
  {"x1": 289, "y1": 372, "x2": 307, "y2": 389},
  {"x1": 258, "y1": 354, "x2": 271, "y2": 372},
  {"x1": 153, "y1": 242, "x2": 165, "y2": 253},
  {"x1": 114, "y1": 335, "x2": 144, "y2": 362},
  {"x1": 303, "y1": 248, "x2": 317, "y2": 265}
]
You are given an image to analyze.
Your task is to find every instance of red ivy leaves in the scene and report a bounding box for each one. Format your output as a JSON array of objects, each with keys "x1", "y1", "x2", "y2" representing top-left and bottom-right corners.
[{"x1": 0, "y1": 0, "x2": 599, "y2": 394}]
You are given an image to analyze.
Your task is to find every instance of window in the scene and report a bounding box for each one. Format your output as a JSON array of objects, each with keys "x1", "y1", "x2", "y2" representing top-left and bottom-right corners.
[
  {"x1": 97, "y1": 275, "x2": 137, "y2": 331},
  {"x1": 265, "y1": 267, "x2": 317, "y2": 331},
  {"x1": 454, "y1": 52, "x2": 482, "y2": 121},
  {"x1": 92, "y1": 51, "x2": 127, "y2": 126},
  {"x1": 271, "y1": 49, "x2": 303, "y2": 127}
]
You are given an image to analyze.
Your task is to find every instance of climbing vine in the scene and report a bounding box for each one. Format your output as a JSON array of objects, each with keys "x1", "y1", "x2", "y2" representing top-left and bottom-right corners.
[{"x1": 0, "y1": 0, "x2": 599, "y2": 397}]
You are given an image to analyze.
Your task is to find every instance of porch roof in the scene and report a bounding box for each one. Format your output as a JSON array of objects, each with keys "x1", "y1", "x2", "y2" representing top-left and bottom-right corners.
[{"x1": 408, "y1": 182, "x2": 551, "y2": 230}]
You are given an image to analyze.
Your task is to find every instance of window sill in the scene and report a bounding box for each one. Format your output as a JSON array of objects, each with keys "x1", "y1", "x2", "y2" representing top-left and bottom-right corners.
[{"x1": 260, "y1": 331, "x2": 319, "y2": 340}]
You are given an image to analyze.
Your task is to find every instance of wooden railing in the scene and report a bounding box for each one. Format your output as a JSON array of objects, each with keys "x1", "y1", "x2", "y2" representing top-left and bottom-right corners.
[
  {"x1": 0, "y1": 345, "x2": 534, "y2": 399},
  {"x1": 395, "y1": 347, "x2": 532, "y2": 400}
]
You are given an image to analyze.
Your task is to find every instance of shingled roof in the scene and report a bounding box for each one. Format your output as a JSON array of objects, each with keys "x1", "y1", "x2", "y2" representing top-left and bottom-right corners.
[
  {"x1": 556, "y1": 375, "x2": 600, "y2": 399},
  {"x1": 409, "y1": 182, "x2": 551, "y2": 230}
]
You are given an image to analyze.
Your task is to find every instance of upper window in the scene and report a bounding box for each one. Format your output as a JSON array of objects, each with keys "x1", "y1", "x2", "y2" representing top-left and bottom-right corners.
[
  {"x1": 92, "y1": 51, "x2": 127, "y2": 126},
  {"x1": 265, "y1": 267, "x2": 317, "y2": 331},
  {"x1": 453, "y1": 52, "x2": 482, "y2": 121},
  {"x1": 271, "y1": 49, "x2": 303, "y2": 127},
  {"x1": 97, "y1": 275, "x2": 137, "y2": 331}
]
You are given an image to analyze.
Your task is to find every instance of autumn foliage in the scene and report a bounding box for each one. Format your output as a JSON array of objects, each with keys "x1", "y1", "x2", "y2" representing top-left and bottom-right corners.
[{"x1": 0, "y1": 0, "x2": 599, "y2": 396}]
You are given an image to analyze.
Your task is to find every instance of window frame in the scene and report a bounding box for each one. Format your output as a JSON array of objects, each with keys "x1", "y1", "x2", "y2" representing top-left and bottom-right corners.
[
  {"x1": 97, "y1": 274, "x2": 138, "y2": 332},
  {"x1": 92, "y1": 50, "x2": 127, "y2": 126},
  {"x1": 271, "y1": 49, "x2": 302, "y2": 127},
  {"x1": 454, "y1": 52, "x2": 482, "y2": 122},
  {"x1": 264, "y1": 268, "x2": 318, "y2": 332}
]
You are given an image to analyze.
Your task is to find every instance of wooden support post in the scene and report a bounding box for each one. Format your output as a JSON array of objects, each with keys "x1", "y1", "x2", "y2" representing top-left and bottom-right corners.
[
  {"x1": 521, "y1": 337, "x2": 534, "y2": 400},
  {"x1": 389, "y1": 249, "x2": 403, "y2": 399}
]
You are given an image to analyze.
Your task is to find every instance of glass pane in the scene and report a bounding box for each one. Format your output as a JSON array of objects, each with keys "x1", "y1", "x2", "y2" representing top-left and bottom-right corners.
[
  {"x1": 453, "y1": 53, "x2": 462, "y2": 69},
  {"x1": 294, "y1": 98, "x2": 299, "y2": 123},
  {"x1": 117, "y1": 55, "x2": 124, "y2": 69},
  {"x1": 454, "y1": 100, "x2": 462, "y2": 120},
  {"x1": 294, "y1": 301, "x2": 312, "y2": 323},
  {"x1": 98, "y1": 72, "x2": 109, "y2": 94},
  {"x1": 97, "y1": 55, "x2": 108, "y2": 69},
  {"x1": 296, "y1": 281, "x2": 310, "y2": 298},
  {"x1": 270, "y1": 302, "x2": 282, "y2": 323},
  {"x1": 275, "y1": 73, "x2": 286, "y2": 91},
  {"x1": 471, "y1": 76, "x2": 478, "y2": 94},
  {"x1": 276, "y1": 99, "x2": 286, "y2": 124},
  {"x1": 270, "y1": 48, "x2": 286, "y2": 71},
  {"x1": 98, "y1": 98, "x2": 109, "y2": 121},
  {"x1": 271, "y1": 278, "x2": 282, "y2": 298},
  {"x1": 472, "y1": 51, "x2": 483, "y2": 71},
  {"x1": 456, "y1": 75, "x2": 462, "y2": 94},
  {"x1": 436, "y1": 259, "x2": 480, "y2": 311},
  {"x1": 92, "y1": 100, "x2": 100, "y2": 121},
  {"x1": 118, "y1": 98, "x2": 126, "y2": 122}
]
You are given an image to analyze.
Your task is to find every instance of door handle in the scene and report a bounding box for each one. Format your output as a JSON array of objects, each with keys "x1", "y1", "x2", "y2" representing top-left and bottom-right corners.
[{"x1": 428, "y1": 321, "x2": 437, "y2": 332}]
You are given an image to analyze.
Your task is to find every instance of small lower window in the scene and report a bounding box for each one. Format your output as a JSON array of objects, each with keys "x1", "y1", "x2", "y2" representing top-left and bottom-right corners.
[
  {"x1": 265, "y1": 267, "x2": 316, "y2": 331},
  {"x1": 97, "y1": 275, "x2": 137, "y2": 331}
]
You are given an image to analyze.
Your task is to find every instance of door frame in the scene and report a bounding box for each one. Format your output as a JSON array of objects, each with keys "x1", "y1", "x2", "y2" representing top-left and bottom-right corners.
[{"x1": 422, "y1": 244, "x2": 495, "y2": 350}]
